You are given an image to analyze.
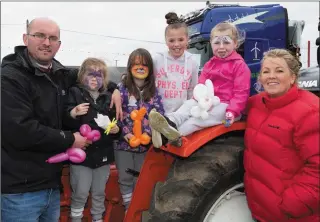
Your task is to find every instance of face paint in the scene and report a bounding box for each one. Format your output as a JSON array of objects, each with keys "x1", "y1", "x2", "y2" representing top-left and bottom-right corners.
[
  {"x1": 211, "y1": 33, "x2": 237, "y2": 58},
  {"x1": 88, "y1": 71, "x2": 103, "y2": 79},
  {"x1": 84, "y1": 69, "x2": 104, "y2": 91},
  {"x1": 211, "y1": 35, "x2": 233, "y2": 45},
  {"x1": 131, "y1": 56, "x2": 149, "y2": 80},
  {"x1": 131, "y1": 65, "x2": 149, "y2": 79}
]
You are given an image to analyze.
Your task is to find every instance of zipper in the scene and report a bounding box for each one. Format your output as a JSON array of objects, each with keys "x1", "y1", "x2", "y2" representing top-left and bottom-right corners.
[
  {"x1": 88, "y1": 91, "x2": 98, "y2": 105},
  {"x1": 24, "y1": 163, "x2": 28, "y2": 184},
  {"x1": 43, "y1": 73, "x2": 61, "y2": 128},
  {"x1": 139, "y1": 90, "x2": 143, "y2": 106},
  {"x1": 249, "y1": 112, "x2": 270, "y2": 170},
  {"x1": 138, "y1": 87, "x2": 144, "y2": 107}
]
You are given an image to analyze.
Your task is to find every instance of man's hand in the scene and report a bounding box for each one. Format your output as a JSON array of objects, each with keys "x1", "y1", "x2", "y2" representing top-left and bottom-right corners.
[
  {"x1": 70, "y1": 103, "x2": 90, "y2": 119},
  {"x1": 110, "y1": 89, "x2": 123, "y2": 121},
  {"x1": 72, "y1": 132, "x2": 91, "y2": 149},
  {"x1": 109, "y1": 124, "x2": 120, "y2": 134},
  {"x1": 124, "y1": 133, "x2": 134, "y2": 143}
]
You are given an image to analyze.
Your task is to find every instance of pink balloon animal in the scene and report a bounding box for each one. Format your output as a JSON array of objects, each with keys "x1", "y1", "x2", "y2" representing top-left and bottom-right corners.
[
  {"x1": 79, "y1": 124, "x2": 101, "y2": 142},
  {"x1": 46, "y1": 124, "x2": 101, "y2": 164}
]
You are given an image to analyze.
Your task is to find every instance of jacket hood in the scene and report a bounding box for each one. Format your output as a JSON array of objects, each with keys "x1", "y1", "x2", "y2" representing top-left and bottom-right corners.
[
  {"x1": 1, "y1": 46, "x2": 32, "y2": 71},
  {"x1": 156, "y1": 50, "x2": 194, "y2": 78},
  {"x1": 1, "y1": 45, "x2": 66, "y2": 73}
]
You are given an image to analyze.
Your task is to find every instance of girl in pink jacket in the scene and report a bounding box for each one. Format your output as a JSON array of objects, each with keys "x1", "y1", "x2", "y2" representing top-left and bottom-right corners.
[{"x1": 149, "y1": 22, "x2": 251, "y2": 141}]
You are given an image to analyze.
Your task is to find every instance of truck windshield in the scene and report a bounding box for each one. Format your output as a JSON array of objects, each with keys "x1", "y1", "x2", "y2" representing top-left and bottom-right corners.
[{"x1": 187, "y1": 41, "x2": 212, "y2": 70}]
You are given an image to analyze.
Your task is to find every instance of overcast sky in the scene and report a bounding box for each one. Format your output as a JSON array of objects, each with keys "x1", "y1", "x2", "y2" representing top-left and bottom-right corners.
[{"x1": 1, "y1": 2, "x2": 319, "y2": 68}]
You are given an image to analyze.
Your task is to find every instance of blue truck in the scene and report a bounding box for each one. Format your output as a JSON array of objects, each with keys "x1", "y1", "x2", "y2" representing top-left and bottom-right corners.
[{"x1": 184, "y1": 3, "x2": 319, "y2": 95}]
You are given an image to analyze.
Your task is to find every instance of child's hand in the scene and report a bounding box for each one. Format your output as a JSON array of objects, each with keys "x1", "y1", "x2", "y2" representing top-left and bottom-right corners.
[
  {"x1": 224, "y1": 111, "x2": 235, "y2": 127},
  {"x1": 109, "y1": 124, "x2": 120, "y2": 134},
  {"x1": 124, "y1": 133, "x2": 134, "y2": 143},
  {"x1": 70, "y1": 103, "x2": 90, "y2": 119}
]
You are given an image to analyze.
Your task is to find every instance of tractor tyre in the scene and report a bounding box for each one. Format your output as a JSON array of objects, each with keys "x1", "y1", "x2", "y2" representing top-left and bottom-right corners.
[{"x1": 142, "y1": 136, "x2": 246, "y2": 222}]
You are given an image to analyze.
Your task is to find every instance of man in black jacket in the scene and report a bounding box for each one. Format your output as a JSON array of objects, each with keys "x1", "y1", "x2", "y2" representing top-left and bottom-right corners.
[{"x1": 1, "y1": 17, "x2": 121, "y2": 222}]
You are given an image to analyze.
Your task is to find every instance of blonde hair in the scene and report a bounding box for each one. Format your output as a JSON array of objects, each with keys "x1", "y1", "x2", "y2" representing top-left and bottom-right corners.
[
  {"x1": 255, "y1": 48, "x2": 300, "y2": 92},
  {"x1": 261, "y1": 49, "x2": 300, "y2": 84},
  {"x1": 210, "y1": 22, "x2": 245, "y2": 48},
  {"x1": 77, "y1": 58, "x2": 108, "y2": 92}
]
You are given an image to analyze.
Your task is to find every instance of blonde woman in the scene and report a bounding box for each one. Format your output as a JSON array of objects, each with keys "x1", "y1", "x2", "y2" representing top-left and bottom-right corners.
[{"x1": 244, "y1": 49, "x2": 319, "y2": 222}]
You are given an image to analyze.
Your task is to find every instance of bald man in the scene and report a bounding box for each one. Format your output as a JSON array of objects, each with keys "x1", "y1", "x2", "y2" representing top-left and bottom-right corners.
[{"x1": 1, "y1": 18, "x2": 121, "y2": 221}]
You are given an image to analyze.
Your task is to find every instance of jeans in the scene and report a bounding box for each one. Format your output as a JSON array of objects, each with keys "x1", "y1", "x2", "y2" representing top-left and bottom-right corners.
[{"x1": 1, "y1": 188, "x2": 60, "y2": 222}]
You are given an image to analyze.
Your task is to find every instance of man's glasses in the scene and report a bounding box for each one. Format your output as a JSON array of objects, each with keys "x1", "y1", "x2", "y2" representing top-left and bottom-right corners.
[{"x1": 27, "y1": 33, "x2": 60, "y2": 44}]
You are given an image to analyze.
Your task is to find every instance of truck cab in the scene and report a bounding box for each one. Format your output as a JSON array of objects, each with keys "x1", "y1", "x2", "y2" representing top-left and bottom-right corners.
[{"x1": 185, "y1": 3, "x2": 307, "y2": 95}]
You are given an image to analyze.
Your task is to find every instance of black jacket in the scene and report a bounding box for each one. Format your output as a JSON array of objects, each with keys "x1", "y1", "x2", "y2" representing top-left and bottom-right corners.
[
  {"x1": 1, "y1": 46, "x2": 77, "y2": 193},
  {"x1": 1, "y1": 46, "x2": 119, "y2": 194},
  {"x1": 64, "y1": 86, "x2": 121, "y2": 168}
]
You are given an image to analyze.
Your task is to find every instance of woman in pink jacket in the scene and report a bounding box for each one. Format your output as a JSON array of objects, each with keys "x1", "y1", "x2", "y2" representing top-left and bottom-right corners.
[{"x1": 149, "y1": 22, "x2": 251, "y2": 139}]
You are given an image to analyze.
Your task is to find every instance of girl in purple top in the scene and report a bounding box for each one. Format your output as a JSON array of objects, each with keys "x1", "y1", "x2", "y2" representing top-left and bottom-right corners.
[{"x1": 116, "y1": 48, "x2": 168, "y2": 210}]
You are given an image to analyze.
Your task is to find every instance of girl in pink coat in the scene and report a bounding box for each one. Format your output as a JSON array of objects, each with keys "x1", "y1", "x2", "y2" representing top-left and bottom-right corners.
[{"x1": 149, "y1": 22, "x2": 251, "y2": 142}]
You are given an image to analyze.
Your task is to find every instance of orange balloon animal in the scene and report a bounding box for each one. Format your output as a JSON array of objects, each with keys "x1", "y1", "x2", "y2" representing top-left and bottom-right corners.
[{"x1": 129, "y1": 107, "x2": 151, "y2": 148}]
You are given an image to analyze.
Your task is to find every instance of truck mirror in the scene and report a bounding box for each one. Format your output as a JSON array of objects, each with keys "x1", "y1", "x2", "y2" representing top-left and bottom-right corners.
[
  {"x1": 317, "y1": 18, "x2": 319, "y2": 65},
  {"x1": 195, "y1": 42, "x2": 205, "y2": 50}
]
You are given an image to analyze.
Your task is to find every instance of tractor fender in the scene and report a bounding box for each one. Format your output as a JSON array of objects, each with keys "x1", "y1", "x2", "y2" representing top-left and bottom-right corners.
[{"x1": 159, "y1": 121, "x2": 247, "y2": 158}]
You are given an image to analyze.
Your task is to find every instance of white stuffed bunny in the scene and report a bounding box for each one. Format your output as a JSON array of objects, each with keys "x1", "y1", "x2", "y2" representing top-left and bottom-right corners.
[{"x1": 190, "y1": 79, "x2": 220, "y2": 120}]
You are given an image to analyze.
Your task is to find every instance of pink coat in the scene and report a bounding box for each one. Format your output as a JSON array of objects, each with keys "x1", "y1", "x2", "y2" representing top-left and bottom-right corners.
[{"x1": 198, "y1": 51, "x2": 251, "y2": 117}]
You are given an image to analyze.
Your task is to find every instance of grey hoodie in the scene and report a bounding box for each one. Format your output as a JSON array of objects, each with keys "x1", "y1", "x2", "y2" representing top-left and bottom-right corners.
[{"x1": 153, "y1": 51, "x2": 199, "y2": 115}]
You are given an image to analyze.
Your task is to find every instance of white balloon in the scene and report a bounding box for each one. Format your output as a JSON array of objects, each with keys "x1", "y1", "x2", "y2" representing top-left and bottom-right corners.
[{"x1": 94, "y1": 113, "x2": 111, "y2": 130}]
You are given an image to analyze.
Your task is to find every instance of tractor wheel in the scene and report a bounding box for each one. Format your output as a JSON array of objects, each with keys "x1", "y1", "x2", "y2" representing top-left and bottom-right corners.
[{"x1": 142, "y1": 136, "x2": 254, "y2": 222}]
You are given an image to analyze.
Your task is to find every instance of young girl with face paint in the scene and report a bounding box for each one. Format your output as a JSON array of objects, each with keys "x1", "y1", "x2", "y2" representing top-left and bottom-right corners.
[
  {"x1": 149, "y1": 12, "x2": 199, "y2": 148},
  {"x1": 116, "y1": 48, "x2": 166, "y2": 211},
  {"x1": 149, "y1": 22, "x2": 251, "y2": 140},
  {"x1": 64, "y1": 58, "x2": 121, "y2": 222}
]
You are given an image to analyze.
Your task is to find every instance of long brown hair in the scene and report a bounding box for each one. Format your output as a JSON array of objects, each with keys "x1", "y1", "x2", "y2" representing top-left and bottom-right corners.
[{"x1": 122, "y1": 48, "x2": 156, "y2": 101}]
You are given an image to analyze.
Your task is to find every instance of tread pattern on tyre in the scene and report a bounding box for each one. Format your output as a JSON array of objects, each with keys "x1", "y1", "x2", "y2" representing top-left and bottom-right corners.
[{"x1": 144, "y1": 136, "x2": 244, "y2": 222}]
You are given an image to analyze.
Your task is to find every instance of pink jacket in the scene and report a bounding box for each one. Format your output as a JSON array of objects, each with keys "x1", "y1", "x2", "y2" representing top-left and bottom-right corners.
[{"x1": 199, "y1": 51, "x2": 251, "y2": 117}]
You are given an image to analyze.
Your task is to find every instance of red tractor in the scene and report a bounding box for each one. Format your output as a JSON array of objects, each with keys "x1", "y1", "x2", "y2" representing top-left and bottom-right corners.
[
  {"x1": 59, "y1": 123, "x2": 247, "y2": 222},
  {"x1": 59, "y1": 2, "x2": 319, "y2": 222}
]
